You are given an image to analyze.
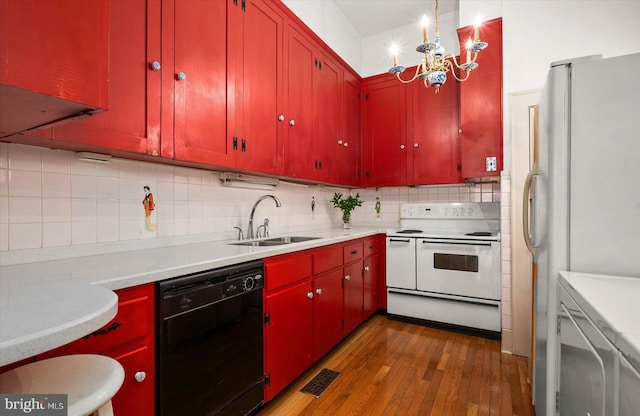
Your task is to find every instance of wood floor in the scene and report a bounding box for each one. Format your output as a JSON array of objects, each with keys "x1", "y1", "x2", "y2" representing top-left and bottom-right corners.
[{"x1": 258, "y1": 315, "x2": 534, "y2": 416}]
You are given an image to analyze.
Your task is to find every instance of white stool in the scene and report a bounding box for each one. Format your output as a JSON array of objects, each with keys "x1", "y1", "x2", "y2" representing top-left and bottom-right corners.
[{"x1": 0, "y1": 354, "x2": 125, "y2": 416}]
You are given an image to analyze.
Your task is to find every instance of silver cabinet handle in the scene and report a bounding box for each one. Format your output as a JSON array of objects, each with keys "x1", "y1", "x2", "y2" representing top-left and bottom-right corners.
[
  {"x1": 338, "y1": 139, "x2": 343, "y2": 145},
  {"x1": 150, "y1": 61, "x2": 161, "y2": 71},
  {"x1": 345, "y1": 275, "x2": 351, "y2": 281},
  {"x1": 364, "y1": 266, "x2": 370, "y2": 272},
  {"x1": 289, "y1": 120, "x2": 296, "y2": 126},
  {"x1": 278, "y1": 115, "x2": 285, "y2": 121},
  {"x1": 413, "y1": 143, "x2": 419, "y2": 148},
  {"x1": 400, "y1": 144, "x2": 405, "y2": 150},
  {"x1": 134, "y1": 371, "x2": 146, "y2": 382},
  {"x1": 316, "y1": 288, "x2": 322, "y2": 295},
  {"x1": 176, "y1": 72, "x2": 186, "y2": 81},
  {"x1": 343, "y1": 142, "x2": 348, "y2": 147},
  {"x1": 307, "y1": 292, "x2": 313, "y2": 299}
]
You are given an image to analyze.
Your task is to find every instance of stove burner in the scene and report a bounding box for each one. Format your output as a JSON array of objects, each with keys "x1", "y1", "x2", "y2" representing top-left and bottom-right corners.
[
  {"x1": 465, "y1": 232, "x2": 494, "y2": 236},
  {"x1": 396, "y1": 229, "x2": 423, "y2": 234}
]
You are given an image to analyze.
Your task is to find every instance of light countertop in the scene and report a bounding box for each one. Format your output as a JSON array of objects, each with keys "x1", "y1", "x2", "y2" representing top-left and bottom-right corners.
[
  {"x1": 558, "y1": 271, "x2": 640, "y2": 372},
  {"x1": 0, "y1": 227, "x2": 386, "y2": 367}
]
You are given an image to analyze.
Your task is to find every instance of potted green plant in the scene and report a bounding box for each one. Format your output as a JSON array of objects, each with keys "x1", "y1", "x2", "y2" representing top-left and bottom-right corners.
[{"x1": 331, "y1": 192, "x2": 363, "y2": 229}]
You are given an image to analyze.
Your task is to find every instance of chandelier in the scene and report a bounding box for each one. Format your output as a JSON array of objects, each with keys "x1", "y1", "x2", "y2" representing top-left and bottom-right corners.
[{"x1": 388, "y1": 0, "x2": 488, "y2": 92}]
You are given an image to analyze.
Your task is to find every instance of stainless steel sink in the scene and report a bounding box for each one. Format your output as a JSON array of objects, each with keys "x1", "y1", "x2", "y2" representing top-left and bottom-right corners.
[
  {"x1": 263, "y1": 236, "x2": 320, "y2": 243},
  {"x1": 230, "y1": 236, "x2": 320, "y2": 247}
]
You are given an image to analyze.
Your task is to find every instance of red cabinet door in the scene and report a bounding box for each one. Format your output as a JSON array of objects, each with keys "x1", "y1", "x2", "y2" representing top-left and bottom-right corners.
[
  {"x1": 0, "y1": 0, "x2": 108, "y2": 137},
  {"x1": 35, "y1": 284, "x2": 155, "y2": 416},
  {"x1": 342, "y1": 260, "x2": 363, "y2": 336},
  {"x1": 362, "y1": 76, "x2": 408, "y2": 187},
  {"x1": 283, "y1": 23, "x2": 315, "y2": 180},
  {"x1": 110, "y1": 344, "x2": 154, "y2": 416},
  {"x1": 312, "y1": 269, "x2": 343, "y2": 362},
  {"x1": 264, "y1": 280, "x2": 313, "y2": 401},
  {"x1": 172, "y1": 0, "x2": 231, "y2": 164},
  {"x1": 313, "y1": 51, "x2": 341, "y2": 183},
  {"x1": 457, "y1": 17, "x2": 503, "y2": 179},
  {"x1": 52, "y1": 0, "x2": 161, "y2": 156},
  {"x1": 409, "y1": 70, "x2": 461, "y2": 185},
  {"x1": 339, "y1": 71, "x2": 361, "y2": 186},
  {"x1": 234, "y1": 0, "x2": 284, "y2": 175},
  {"x1": 363, "y1": 254, "x2": 379, "y2": 319}
]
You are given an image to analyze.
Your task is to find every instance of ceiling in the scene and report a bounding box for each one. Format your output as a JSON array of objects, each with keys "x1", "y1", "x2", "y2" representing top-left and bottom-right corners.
[{"x1": 333, "y1": 0, "x2": 459, "y2": 38}]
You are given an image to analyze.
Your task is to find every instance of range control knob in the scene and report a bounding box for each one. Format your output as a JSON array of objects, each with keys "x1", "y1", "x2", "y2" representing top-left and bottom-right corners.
[{"x1": 243, "y1": 277, "x2": 255, "y2": 291}]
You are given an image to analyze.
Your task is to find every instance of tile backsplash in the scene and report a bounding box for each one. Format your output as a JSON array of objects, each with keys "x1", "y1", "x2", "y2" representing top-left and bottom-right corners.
[{"x1": 0, "y1": 143, "x2": 500, "y2": 264}]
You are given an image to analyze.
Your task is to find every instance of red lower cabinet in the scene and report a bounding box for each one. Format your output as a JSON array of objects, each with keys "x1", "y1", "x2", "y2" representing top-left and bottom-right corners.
[
  {"x1": 36, "y1": 284, "x2": 155, "y2": 416},
  {"x1": 343, "y1": 260, "x2": 364, "y2": 336},
  {"x1": 263, "y1": 236, "x2": 386, "y2": 402},
  {"x1": 110, "y1": 343, "x2": 154, "y2": 415},
  {"x1": 264, "y1": 280, "x2": 313, "y2": 401},
  {"x1": 363, "y1": 253, "x2": 379, "y2": 319},
  {"x1": 312, "y1": 269, "x2": 344, "y2": 362}
]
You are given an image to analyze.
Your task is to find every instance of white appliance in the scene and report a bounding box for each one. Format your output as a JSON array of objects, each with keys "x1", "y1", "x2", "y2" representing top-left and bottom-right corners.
[
  {"x1": 386, "y1": 202, "x2": 501, "y2": 335},
  {"x1": 524, "y1": 53, "x2": 640, "y2": 416}
]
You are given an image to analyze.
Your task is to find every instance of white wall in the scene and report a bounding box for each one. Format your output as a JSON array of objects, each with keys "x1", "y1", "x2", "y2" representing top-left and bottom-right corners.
[
  {"x1": 360, "y1": 10, "x2": 460, "y2": 78},
  {"x1": 281, "y1": 0, "x2": 363, "y2": 72}
]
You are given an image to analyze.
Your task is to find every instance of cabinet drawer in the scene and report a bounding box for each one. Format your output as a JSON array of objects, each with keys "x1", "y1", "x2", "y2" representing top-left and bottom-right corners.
[
  {"x1": 38, "y1": 284, "x2": 154, "y2": 358},
  {"x1": 343, "y1": 241, "x2": 364, "y2": 263},
  {"x1": 363, "y1": 237, "x2": 379, "y2": 256},
  {"x1": 265, "y1": 253, "x2": 313, "y2": 292},
  {"x1": 313, "y1": 245, "x2": 343, "y2": 275}
]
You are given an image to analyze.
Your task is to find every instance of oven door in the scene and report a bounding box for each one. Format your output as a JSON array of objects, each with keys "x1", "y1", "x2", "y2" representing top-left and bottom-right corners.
[
  {"x1": 386, "y1": 237, "x2": 417, "y2": 290},
  {"x1": 416, "y1": 238, "x2": 500, "y2": 300}
]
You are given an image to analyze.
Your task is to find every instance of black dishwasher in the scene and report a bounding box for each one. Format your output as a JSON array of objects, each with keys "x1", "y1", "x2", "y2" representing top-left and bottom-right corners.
[{"x1": 157, "y1": 260, "x2": 264, "y2": 416}]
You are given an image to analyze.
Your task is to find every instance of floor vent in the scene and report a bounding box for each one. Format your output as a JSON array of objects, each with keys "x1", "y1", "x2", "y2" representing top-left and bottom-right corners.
[{"x1": 300, "y1": 368, "x2": 341, "y2": 398}]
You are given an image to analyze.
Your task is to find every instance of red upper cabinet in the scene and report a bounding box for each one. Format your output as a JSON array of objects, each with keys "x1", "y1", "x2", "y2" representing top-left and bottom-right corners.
[
  {"x1": 171, "y1": 0, "x2": 232, "y2": 164},
  {"x1": 283, "y1": 21, "x2": 344, "y2": 185},
  {"x1": 0, "y1": 0, "x2": 109, "y2": 138},
  {"x1": 361, "y1": 76, "x2": 408, "y2": 187},
  {"x1": 339, "y1": 71, "x2": 361, "y2": 186},
  {"x1": 312, "y1": 51, "x2": 341, "y2": 183},
  {"x1": 457, "y1": 17, "x2": 503, "y2": 179},
  {"x1": 231, "y1": 0, "x2": 284, "y2": 175},
  {"x1": 51, "y1": 0, "x2": 161, "y2": 156},
  {"x1": 408, "y1": 73, "x2": 461, "y2": 185},
  {"x1": 283, "y1": 23, "x2": 316, "y2": 181}
]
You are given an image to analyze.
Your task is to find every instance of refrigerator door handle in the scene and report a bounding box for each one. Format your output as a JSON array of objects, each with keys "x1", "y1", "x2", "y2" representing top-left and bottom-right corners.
[{"x1": 523, "y1": 161, "x2": 538, "y2": 255}]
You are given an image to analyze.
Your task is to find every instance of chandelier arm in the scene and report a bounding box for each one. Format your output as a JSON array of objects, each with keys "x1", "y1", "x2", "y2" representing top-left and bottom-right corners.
[
  {"x1": 445, "y1": 53, "x2": 463, "y2": 70},
  {"x1": 395, "y1": 64, "x2": 422, "y2": 84}
]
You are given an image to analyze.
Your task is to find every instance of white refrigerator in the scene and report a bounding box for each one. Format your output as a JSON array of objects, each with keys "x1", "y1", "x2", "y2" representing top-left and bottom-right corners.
[{"x1": 524, "y1": 53, "x2": 640, "y2": 416}]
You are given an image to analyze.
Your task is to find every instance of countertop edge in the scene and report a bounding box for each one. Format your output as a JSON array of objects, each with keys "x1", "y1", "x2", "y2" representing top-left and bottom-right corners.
[{"x1": 0, "y1": 284, "x2": 118, "y2": 367}]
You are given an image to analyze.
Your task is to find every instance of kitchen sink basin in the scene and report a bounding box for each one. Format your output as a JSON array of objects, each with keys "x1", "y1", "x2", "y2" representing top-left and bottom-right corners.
[
  {"x1": 263, "y1": 236, "x2": 320, "y2": 243},
  {"x1": 230, "y1": 236, "x2": 320, "y2": 247}
]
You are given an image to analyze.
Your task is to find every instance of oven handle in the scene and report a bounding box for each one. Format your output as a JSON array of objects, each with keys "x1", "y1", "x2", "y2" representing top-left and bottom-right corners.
[
  {"x1": 421, "y1": 240, "x2": 493, "y2": 247},
  {"x1": 388, "y1": 238, "x2": 412, "y2": 243}
]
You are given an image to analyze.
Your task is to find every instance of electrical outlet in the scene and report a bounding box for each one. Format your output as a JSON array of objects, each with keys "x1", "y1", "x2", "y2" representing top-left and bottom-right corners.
[{"x1": 486, "y1": 157, "x2": 497, "y2": 172}]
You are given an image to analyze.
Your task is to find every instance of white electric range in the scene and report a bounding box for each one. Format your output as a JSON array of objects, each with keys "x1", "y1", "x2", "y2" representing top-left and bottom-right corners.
[{"x1": 386, "y1": 202, "x2": 501, "y2": 336}]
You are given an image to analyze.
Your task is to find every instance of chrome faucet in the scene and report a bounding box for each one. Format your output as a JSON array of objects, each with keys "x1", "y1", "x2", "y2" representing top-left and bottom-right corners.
[{"x1": 247, "y1": 195, "x2": 281, "y2": 239}]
